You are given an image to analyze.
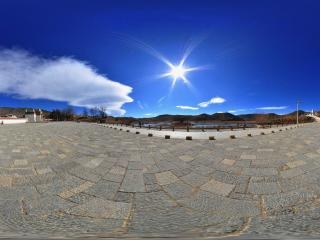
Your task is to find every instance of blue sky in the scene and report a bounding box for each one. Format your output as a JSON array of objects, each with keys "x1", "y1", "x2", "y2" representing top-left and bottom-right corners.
[{"x1": 0, "y1": 0, "x2": 319, "y2": 117}]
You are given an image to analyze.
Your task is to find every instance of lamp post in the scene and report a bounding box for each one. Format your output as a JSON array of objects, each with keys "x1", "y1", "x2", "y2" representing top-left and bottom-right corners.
[{"x1": 296, "y1": 100, "x2": 301, "y2": 126}]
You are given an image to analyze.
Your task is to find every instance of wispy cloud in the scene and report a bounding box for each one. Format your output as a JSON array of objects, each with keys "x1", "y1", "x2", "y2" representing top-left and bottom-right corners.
[
  {"x1": 176, "y1": 105, "x2": 199, "y2": 110},
  {"x1": 157, "y1": 96, "x2": 166, "y2": 103},
  {"x1": 137, "y1": 100, "x2": 144, "y2": 109},
  {"x1": 144, "y1": 113, "x2": 157, "y2": 116},
  {"x1": 228, "y1": 109, "x2": 246, "y2": 113},
  {"x1": 0, "y1": 48, "x2": 133, "y2": 115},
  {"x1": 256, "y1": 106, "x2": 288, "y2": 110},
  {"x1": 198, "y1": 97, "x2": 226, "y2": 108}
]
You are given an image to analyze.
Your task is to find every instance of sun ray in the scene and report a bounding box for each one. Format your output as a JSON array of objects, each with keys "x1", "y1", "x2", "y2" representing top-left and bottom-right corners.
[
  {"x1": 115, "y1": 33, "x2": 174, "y2": 68},
  {"x1": 181, "y1": 75, "x2": 189, "y2": 84},
  {"x1": 169, "y1": 78, "x2": 178, "y2": 94},
  {"x1": 156, "y1": 72, "x2": 173, "y2": 79},
  {"x1": 179, "y1": 36, "x2": 206, "y2": 66},
  {"x1": 184, "y1": 64, "x2": 214, "y2": 72}
]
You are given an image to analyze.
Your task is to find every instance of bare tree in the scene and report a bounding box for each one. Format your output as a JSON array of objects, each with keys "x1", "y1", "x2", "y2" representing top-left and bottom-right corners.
[
  {"x1": 98, "y1": 106, "x2": 107, "y2": 118},
  {"x1": 89, "y1": 108, "x2": 98, "y2": 118},
  {"x1": 82, "y1": 108, "x2": 88, "y2": 117},
  {"x1": 64, "y1": 106, "x2": 74, "y2": 121}
]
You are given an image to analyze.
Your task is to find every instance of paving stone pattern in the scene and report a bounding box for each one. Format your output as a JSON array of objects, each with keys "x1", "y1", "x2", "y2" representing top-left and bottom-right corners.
[{"x1": 0, "y1": 122, "x2": 320, "y2": 239}]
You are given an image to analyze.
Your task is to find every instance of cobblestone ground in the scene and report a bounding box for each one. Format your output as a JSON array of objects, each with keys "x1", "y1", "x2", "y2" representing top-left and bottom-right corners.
[{"x1": 0, "y1": 122, "x2": 320, "y2": 239}]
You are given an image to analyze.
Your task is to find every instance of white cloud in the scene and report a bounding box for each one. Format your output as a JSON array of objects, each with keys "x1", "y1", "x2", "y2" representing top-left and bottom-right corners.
[
  {"x1": 144, "y1": 113, "x2": 157, "y2": 116},
  {"x1": 198, "y1": 97, "x2": 226, "y2": 108},
  {"x1": 256, "y1": 106, "x2": 288, "y2": 110},
  {"x1": 0, "y1": 49, "x2": 133, "y2": 116},
  {"x1": 176, "y1": 105, "x2": 199, "y2": 110},
  {"x1": 211, "y1": 97, "x2": 226, "y2": 104},
  {"x1": 198, "y1": 102, "x2": 210, "y2": 108},
  {"x1": 228, "y1": 109, "x2": 246, "y2": 113}
]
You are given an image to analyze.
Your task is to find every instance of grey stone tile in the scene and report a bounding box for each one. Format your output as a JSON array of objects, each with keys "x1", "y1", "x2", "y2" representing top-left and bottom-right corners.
[
  {"x1": 120, "y1": 170, "x2": 145, "y2": 192},
  {"x1": 248, "y1": 182, "x2": 281, "y2": 194}
]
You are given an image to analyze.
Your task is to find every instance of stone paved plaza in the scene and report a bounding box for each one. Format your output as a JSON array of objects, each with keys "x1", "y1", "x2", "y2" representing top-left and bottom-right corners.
[{"x1": 1, "y1": 122, "x2": 320, "y2": 239}]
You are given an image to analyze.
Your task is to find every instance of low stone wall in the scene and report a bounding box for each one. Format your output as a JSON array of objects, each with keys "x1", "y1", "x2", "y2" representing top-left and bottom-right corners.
[{"x1": 0, "y1": 118, "x2": 28, "y2": 124}]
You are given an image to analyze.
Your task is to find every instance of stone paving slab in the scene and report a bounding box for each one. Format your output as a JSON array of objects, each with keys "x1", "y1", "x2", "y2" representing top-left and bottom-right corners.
[
  {"x1": 221, "y1": 158, "x2": 236, "y2": 166},
  {"x1": 120, "y1": 170, "x2": 145, "y2": 192},
  {"x1": 248, "y1": 181, "x2": 281, "y2": 194},
  {"x1": 0, "y1": 176, "x2": 12, "y2": 187},
  {"x1": 200, "y1": 179, "x2": 235, "y2": 196},
  {"x1": 156, "y1": 171, "x2": 179, "y2": 185},
  {"x1": 286, "y1": 160, "x2": 306, "y2": 169},
  {"x1": 68, "y1": 198, "x2": 130, "y2": 219},
  {"x1": 83, "y1": 158, "x2": 103, "y2": 169}
]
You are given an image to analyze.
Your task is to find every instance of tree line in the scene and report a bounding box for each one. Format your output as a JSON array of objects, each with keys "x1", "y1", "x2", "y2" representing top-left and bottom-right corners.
[{"x1": 49, "y1": 106, "x2": 107, "y2": 121}]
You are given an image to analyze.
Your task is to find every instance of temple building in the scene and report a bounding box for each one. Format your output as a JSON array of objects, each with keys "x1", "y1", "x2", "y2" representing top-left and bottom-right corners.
[{"x1": 24, "y1": 109, "x2": 43, "y2": 123}]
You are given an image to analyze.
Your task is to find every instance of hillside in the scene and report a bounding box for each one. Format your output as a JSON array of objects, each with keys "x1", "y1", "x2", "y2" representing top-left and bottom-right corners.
[
  {"x1": 108, "y1": 111, "x2": 315, "y2": 124},
  {"x1": 238, "y1": 113, "x2": 280, "y2": 122},
  {"x1": 107, "y1": 112, "x2": 244, "y2": 124},
  {"x1": 0, "y1": 107, "x2": 50, "y2": 118}
]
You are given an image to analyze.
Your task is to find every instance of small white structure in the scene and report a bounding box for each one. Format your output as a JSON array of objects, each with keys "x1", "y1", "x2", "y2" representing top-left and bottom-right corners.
[
  {"x1": 0, "y1": 115, "x2": 28, "y2": 125},
  {"x1": 36, "y1": 109, "x2": 43, "y2": 122},
  {"x1": 25, "y1": 109, "x2": 43, "y2": 123}
]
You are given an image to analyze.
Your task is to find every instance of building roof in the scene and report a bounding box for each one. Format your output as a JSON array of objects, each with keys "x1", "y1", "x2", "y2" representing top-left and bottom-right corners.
[{"x1": 25, "y1": 108, "x2": 43, "y2": 115}]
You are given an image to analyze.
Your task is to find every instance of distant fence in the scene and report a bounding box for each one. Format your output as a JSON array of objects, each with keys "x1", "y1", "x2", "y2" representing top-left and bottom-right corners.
[{"x1": 108, "y1": 121, "x2": 294, "y2": 132}]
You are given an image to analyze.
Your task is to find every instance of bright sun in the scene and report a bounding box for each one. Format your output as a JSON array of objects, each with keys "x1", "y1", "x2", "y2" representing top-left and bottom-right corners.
[{"x1": 169, "y1": 65, "x2": 187, "y2": 80}]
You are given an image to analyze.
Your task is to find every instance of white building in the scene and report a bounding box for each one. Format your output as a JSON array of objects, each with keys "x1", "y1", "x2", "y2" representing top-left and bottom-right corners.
[
  {"x1": 36, "y1": 109, "x2": 43, "y2": 122},
  {"x1": 24, "y1": 109, "x2": 43, "y2": 123}
]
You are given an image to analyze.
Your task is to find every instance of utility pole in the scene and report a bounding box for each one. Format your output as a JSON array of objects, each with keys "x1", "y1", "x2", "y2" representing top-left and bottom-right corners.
[{"x1": 296, "y1": 100, "x2": 301, "y2": 125}]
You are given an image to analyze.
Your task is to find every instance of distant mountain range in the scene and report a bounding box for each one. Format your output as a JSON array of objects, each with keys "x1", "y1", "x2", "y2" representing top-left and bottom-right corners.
[
  {"x1": 107, "y1": 110, "x2": 316, "y2": 124},
  {"x1": 139, "y1": 113, "x2": 243, "y2": 122}
]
